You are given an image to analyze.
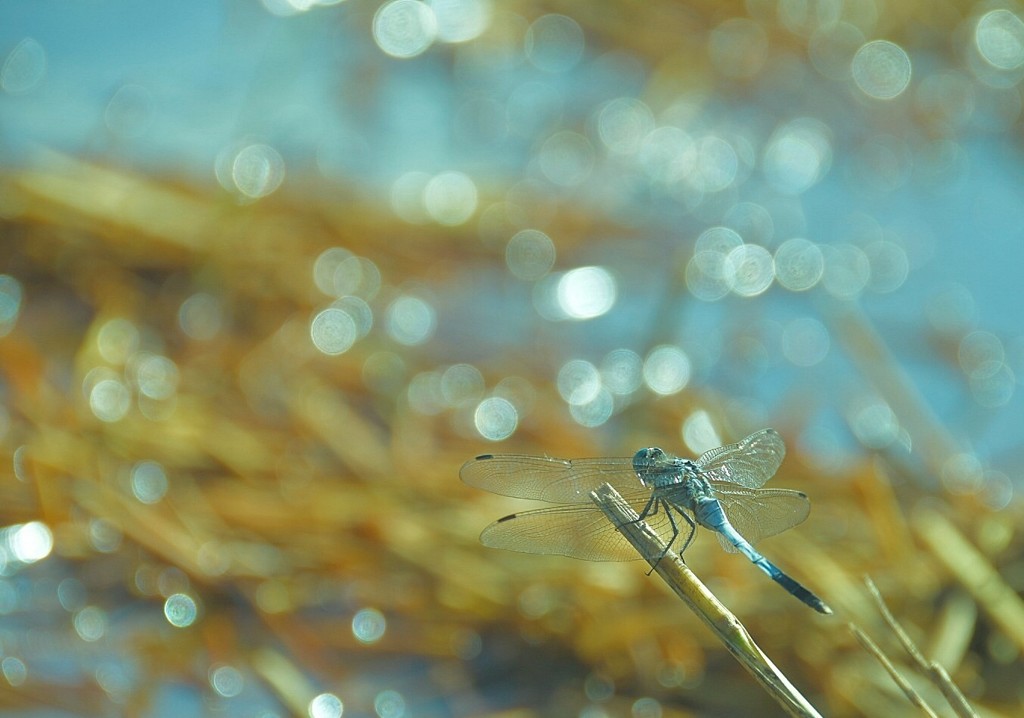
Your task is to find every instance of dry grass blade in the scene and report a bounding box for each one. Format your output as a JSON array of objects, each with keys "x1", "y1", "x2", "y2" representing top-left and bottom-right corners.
[
  {"x1": 590, "y1": 483, "x2": 825, "y2": 718},
  {"x1": 863, "y1": 576, "x2": 979, "y2": 718},
  {"x1": 911, "y1": 505, "x2": 1024, "y2": 656},
  {"x1": 250, "y1": 647, "x2": 320, "y2": 716},
  {"x1": 848, "y1": 622, "x2": 939, "y2": 718}
]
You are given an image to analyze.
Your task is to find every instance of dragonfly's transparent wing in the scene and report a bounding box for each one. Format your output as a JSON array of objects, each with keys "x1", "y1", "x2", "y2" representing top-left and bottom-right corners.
[
  {"x1": 479, "y1": 488, "x2": 680, "y2": 562},
  {"x1": 695, "y1": 428, "x2": 786, "y2": 489},
  {"x1": 710, "y1": 485, "x2": 810, "y2": 553},
  {"x1": 460, "y1": 454, "x2": 639, "y2": 504},
  {"x1": 481, "y1": 506, "x2": 637, "y2": 561}
]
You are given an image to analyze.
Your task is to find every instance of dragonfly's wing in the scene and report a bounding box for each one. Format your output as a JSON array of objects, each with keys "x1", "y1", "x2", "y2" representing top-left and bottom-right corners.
[
  {"x1": 460, "y1": 454, "x2": 639, "y2": 503},
  {"x1": 711, "y1": 486, "x2": 810, "y2": 553},
  {"x1": 479, "y1": 488, "x2": 677, "y2": 562},
  {"x1": 696, "y1": 428, "x2": 786, "y2": 489}
]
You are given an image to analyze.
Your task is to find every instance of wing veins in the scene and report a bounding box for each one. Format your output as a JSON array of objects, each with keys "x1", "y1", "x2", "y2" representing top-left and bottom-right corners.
[
  {"x1": 696, "y1": 428, "x2": 786, "y2": 489},
  {"x1": 480, "y1": 487, "x2": 672, "y2": 561},
  {"x1": 460, "y1": 454, "x2": 641, "y2": 503}
]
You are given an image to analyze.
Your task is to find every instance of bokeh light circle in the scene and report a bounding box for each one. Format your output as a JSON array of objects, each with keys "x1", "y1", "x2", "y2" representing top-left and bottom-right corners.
[
  {"x1": 352, "y1": 608, "x2": 387, "y2": 644},
  {"x1": 373, "y1": 0, "x2": 438, "y2": 59},
  {"x1": 386, "y1": 296, "x2": 436, "y2": 346},
  {"x1": 231, "y1": 144, "x2": 285, "y2": 198},
  {"x1": 309, "y1": 692, "x2": 344, "y2": 718},
  {"x1": 643, "y1": 346, "x2": 691, "y2": 395},
  {"x1": 556, "y1": 267, "x2": 616, "y2": 319},
  {"x1": 774, "y1": 238, "x2": 824, "y2": 291},
  {"x1": 506, "y1": 229, "x2": 556, "y2": 280},
  {"x1": 727, "y1": 244, "x2": 774, "y2": 297},
  {"x1": 976, "y1": 10, "x2": 1024, "y2": 71},
  {"x1": 473, "y1": 397, "x2": 518, "y2": 441},
  {"x1": 311, "y1": 308, "x2": 358, "y2": 356},
  {"x1": 525, "y1": 14, "x2": 584, "y2": 73},
  {"x1": 852, "y1": 40, "x2": 912, "y2": 99},
  {"x1": 164, "y1": 593, "x2": 198, "y2": 628}
]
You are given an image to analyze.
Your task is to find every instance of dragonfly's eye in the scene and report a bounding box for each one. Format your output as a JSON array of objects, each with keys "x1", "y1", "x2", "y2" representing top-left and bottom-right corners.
[{"x1": 632, "y1": 447, "x2": 665, "y2": 477}]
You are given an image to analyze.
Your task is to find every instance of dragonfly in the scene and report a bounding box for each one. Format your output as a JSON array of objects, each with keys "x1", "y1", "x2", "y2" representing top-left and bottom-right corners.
[{"x1": 460, "y1": 428, "x2": 831, "y2": 614}]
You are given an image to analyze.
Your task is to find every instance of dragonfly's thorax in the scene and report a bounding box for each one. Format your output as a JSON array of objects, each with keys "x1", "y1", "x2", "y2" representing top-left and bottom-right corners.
[
  {"x1": 632, "y1": 449, "x2": 702, "y2": 490},
  {"x1": 680, "y1": 475, "x2": 715, "y2": 501}
]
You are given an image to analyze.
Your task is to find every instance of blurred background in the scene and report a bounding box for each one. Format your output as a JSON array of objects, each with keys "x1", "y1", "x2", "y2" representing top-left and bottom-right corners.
[{"x1": 1, "y1": 0, "x2": 1022, "y2": 716}]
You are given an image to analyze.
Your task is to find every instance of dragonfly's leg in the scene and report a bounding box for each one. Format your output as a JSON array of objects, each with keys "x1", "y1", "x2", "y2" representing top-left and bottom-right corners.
[
  {"x1": 647, "y1": 505, "x2": 696, "y2": 573},
  {"x1": 615, "y1": 493, "x2": 658, "y2": 537},
  {"x1": 636, "y1": 493, "x2": 658, "y2": 520},
  {"x1": 623, "y1": 493, "x2": 659, "y2": 534},
  {"x1": 670, "y1": 508, "x2": 696, "y2": 555},
  {"x1": 617, "y1": 493, "x2": 662, "y2": 564}
]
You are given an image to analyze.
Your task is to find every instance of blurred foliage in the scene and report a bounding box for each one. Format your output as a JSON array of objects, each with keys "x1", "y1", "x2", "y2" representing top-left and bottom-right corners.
[{"x1": 0, "y1": 1, "x2": 1023, "y2": 717}]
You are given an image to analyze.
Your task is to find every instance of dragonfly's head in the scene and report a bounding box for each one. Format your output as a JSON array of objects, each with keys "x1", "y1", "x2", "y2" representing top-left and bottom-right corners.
[{"x1": 632, "y1": 447, "x2": 669, "y2": 486}]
